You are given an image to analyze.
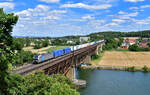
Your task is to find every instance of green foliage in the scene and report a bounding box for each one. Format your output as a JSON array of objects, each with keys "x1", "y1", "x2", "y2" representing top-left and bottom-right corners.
[
  {"x1": 128, "y1": 44, "x2": 139, "y2": 51},
  {"x1": 12, "y1": 39, "x2": 24, "y2": 51},
  {"x1": 147, "y1": 43, "x2": 150, "y2": 47},
  {"x1": 34, "y1": 40, "x2": 42, "y2": 49},
  {"x1": 103, "y1": 38, "x2": 120, "y2": 50},
  {"x1": 51, "y1": 38, "x2": 65, "y2": 46},
  {"x1": 15, "y1": 50, "x2": 35, "y2": 65},
  {"x1": 128, "y1": 44, "x2": 150, "y2": 51},
  {"x1": 25, "y1": 37, "x2": 31, "y2": 47},
  {"x1": 142, "y1": 65, "x2": 149, "y2": 72},
  {"x1": 7, "y1": 72, "x2": 80, "y2": 95},
  {"x1": 42, "y1": 38, "x2": 49, "y2": 47},
  {"x1": 0, "y1": 8, "x2": 18, "y2": 94},
  {"x1": 126, "y1": 66, "x2": 136, "y2": 72},
  {"x1": 91, "y1": 53, "x2": 99, "y2": 60}
]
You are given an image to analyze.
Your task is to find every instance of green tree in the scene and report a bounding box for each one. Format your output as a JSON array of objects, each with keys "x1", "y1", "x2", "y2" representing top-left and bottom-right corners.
[
  {"x1": 147, "y1": 43, "x2": 150, "y2": 47},
  {"x1": 25, "y1": 37, "x2": 31, "y2": 47},
  {"x1": 142, "y1": 65, "x2": 149, "y2": 72},
  {"x1": 0, "y1": 8, "x2": 18, "y2": 94},
  {"x1": 103, "y1": 38, "x2": 119, "y2": 50},
  {"x1": 7, "y1": 71, "x2": 80, "y2": 95},
  {"x1": 12, "y1": 39, "x2": 24, "y2": 51},
  {"x1": 15, "y1": 50, "x2": 35, "y2": 65},
  {"x1": 128, "y1": 44, "x2": 139, "y2": 51},
  {"x1": 34, "y1": 40, "x2": 42, "y2": 49},
  {"x1": 42, "y1": 38, "x2": 49, "y2": 47}
]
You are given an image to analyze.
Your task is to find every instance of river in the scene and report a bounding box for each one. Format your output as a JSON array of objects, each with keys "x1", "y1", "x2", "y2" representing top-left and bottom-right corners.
[{"x1": 77, "y1": 69, "x2": 150, "y2": 95}]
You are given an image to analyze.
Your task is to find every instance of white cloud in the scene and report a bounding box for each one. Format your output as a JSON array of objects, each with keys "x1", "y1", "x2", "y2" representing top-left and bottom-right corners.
[
  {"x1": 118, "y1": 11, "x2": 127, "y2": 14},
  {"x1": 50, "y1": 10, "x2": 67, "y2": 14},
  {"x1": 124, "y1": 12, "x2": 138, "y2": 17},
  {"x1": 40, "y1": 15, "x2": 60, "y2": 20},
  {"x1": 88, "y1": 20, "x2": 105, "y2": 29},
  {"x1": 112, "y1": 19, "x2": 125, "y2": 23},
  {"x1": 129, "y1": 7, "x2": 139, "y2": 10},
  {"x1": 118, "y1": 11, "x2": 138, "y2": 17},
  {"x1": 140, "y1": 5, "x2": 150, "y2": 8},
  {"x1": 82, "y1": 15, "x2": 95, "y2": 20},
  {"x1": 0, "y1": 2, "x2": 15, "y2": 10},
  {"x1": 60, "y1": 3, "x2": 112, "y2": 10},
  {"x1": 16, "y1": 4, "x2": 50, "y2": 17},
  {"x1": 39, "y1": 0, "x2": 59, "y2": 3},
  {"x1": 105, "y1": 22, "x2": 119, "y2": 26},
  {"x1": 117, "y1": 11, "x2": 138, "y2": 20},
  {"x1": 132, "y1": 17, "x2": 150, "y2": 25},
  {"x1": 124, "y1": 0, "x2": 144, "y2": 3}
]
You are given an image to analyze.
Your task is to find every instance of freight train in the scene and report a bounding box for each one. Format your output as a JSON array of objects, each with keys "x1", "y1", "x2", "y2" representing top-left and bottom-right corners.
[{"x1": 33, "y1": 40, "x2": 104, "y2": 64}]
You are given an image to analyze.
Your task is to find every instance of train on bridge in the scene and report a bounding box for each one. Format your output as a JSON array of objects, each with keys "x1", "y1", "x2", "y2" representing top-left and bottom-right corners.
[{"x1": 33, "y1": 40, "x2": 104, "y2": 64}]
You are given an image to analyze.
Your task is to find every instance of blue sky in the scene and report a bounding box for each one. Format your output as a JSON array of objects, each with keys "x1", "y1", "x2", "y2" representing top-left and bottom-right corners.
[{"x1": 1, "y1": 0, "x2": 150, "y2": 37}]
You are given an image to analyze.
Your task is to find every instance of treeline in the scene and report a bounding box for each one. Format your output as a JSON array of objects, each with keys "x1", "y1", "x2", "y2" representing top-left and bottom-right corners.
[
  {"x1": 103, "y1": 38, "x2": 123, "y2": 50},
  {"x1": 89, "y1": 30, "x2": 150, "y2": 41},
  {"x1": 15, "y1": 30, "x2": 150, "y2": 45}
]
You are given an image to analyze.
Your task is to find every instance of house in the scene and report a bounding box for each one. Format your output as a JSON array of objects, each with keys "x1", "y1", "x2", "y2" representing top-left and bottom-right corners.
[
  {"x1": 120, "y1": 39, "x2": 137, "y2": 49},
  {"x1": 124, "y1": 39, "x2": 137, "y2": 45},
  {"x1": 114, "y1": 38, "x2": 120, "y2": 42},
  {"x1": 139, "y1": 43, "x2": 148, "y2": 48},
  {"x1": 120, "y1": 42, "x2": 128, "y2": 49},
  {"x1": 80, "y1": 37, "x2": 90, "y2": 42},
  {"x1": 67, "y1": 40, "x2": 74, "y2": 44}
]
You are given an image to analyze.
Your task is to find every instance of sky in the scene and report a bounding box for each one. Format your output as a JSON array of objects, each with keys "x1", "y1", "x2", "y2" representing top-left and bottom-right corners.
[{"x1": 1, "y1": 0, "x2": 150, "y2": 37}]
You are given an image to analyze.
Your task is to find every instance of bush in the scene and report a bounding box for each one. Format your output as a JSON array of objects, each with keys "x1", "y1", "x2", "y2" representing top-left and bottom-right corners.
[
  {"x1": 8, "y1": 72, "x2": 80, "y2": 95},
  {"x1": 42, "y1": 38, "x2": 49, "y2": 47},
  {"x1": 34, "y1": 41, "x2": 42, "y2": 49},
  {"x1": 127, "y1": 66, "x2": 136, "y2": 72},
  {"x1": 15, "y1": 50, "x2": 35, "y2": 65},
  {"x1": 142, "y1": 65, "x2": 149, "y2": 72},
  {"x1": 128, "y1": 44, "x2": 139, "y2": 51},
  {"x1": 91, "y1": 53, "x2": 99, "y2": 60}
]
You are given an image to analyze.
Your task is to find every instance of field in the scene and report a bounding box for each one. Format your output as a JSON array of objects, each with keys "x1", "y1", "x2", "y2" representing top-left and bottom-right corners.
[
  {"x1": 44, "y1": 46, "x2": 70, "y2": 52},
  {"x1": 23, "y1": 46, "x2": 70, "y2": 54},
  {"x1": 97, "y1": 51, "x2": 150, "y2": 68}
]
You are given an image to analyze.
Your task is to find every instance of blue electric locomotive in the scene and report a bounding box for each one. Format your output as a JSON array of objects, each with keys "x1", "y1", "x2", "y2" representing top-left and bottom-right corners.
[{"x1": 33, "y1": 48, "x2": 71, "y2": 64}]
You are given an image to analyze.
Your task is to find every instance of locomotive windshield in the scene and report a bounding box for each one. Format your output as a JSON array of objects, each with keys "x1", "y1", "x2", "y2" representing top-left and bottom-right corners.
[{"x1": 34, "y1": 55, "x2": 39, "y2": 59}]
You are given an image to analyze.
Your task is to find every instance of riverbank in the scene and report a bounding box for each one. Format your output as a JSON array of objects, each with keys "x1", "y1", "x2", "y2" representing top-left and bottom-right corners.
[
  {"x1": 80, "y1": 65, "x2": 150, "y2": 72},
  {"x1": 90, "y1": 51, "x2": 150, "y2": 72}
]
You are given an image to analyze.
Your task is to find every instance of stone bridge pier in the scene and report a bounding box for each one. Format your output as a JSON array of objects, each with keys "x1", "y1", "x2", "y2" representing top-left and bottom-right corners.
[{"x1": 66, "y1": 42, "x2": 105, "y2": 80}]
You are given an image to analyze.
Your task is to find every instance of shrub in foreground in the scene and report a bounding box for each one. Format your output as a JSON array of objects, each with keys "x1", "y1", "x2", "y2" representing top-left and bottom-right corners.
[
  {"x1": 7, "y1": 71, "x2": 80, "y2": 95},
  {"x1": 126, "y1": 66, "x2": 136, "y2": 72},
  {"x1": 142, "y1": 65, "x2": 149, "y2": 72}
]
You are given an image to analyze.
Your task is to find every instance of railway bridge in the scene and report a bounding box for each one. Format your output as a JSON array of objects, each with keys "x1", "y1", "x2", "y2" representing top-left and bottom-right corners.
[{"x1": 14, "y1": 40, "x2": 105, "y2": 79}]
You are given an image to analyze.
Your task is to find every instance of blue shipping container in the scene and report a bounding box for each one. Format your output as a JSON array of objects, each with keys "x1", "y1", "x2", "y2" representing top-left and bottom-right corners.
[
  {"x1": 52, "y1": 49, "x2": 64, "y2": 58},
  {"x1": 63, "y1": 48, "x2": 71, "y2": 54}
]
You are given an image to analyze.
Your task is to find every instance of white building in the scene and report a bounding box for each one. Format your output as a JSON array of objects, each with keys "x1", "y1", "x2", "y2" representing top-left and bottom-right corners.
[{"x1": 80, "y1": 37, "x2": 90, "y2": 42}]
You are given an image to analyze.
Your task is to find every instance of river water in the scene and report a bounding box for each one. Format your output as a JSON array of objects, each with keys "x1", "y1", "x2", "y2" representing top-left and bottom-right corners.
[{"x1": 77, "y1": 69, "x2": 150, "y2": 95}]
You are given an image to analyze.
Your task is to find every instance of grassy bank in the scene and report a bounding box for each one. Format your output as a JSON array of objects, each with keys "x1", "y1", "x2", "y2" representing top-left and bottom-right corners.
[{"x1": 90, "y1": 52, "x2": 104, "y2": 66}]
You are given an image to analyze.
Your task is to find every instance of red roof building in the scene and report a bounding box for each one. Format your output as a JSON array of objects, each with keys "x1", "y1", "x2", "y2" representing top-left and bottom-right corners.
[{"x1": 139, "y1": 43, "x2": 148, "y2": 48}]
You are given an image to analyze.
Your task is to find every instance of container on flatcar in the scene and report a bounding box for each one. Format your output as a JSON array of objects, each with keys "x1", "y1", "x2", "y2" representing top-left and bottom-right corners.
[
  {"x1": 52, "y1": 49, "x2": 64, "y2": 58},
  {"x1": 63, "y1": 48, "x2": 71, "y2": 54}
]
